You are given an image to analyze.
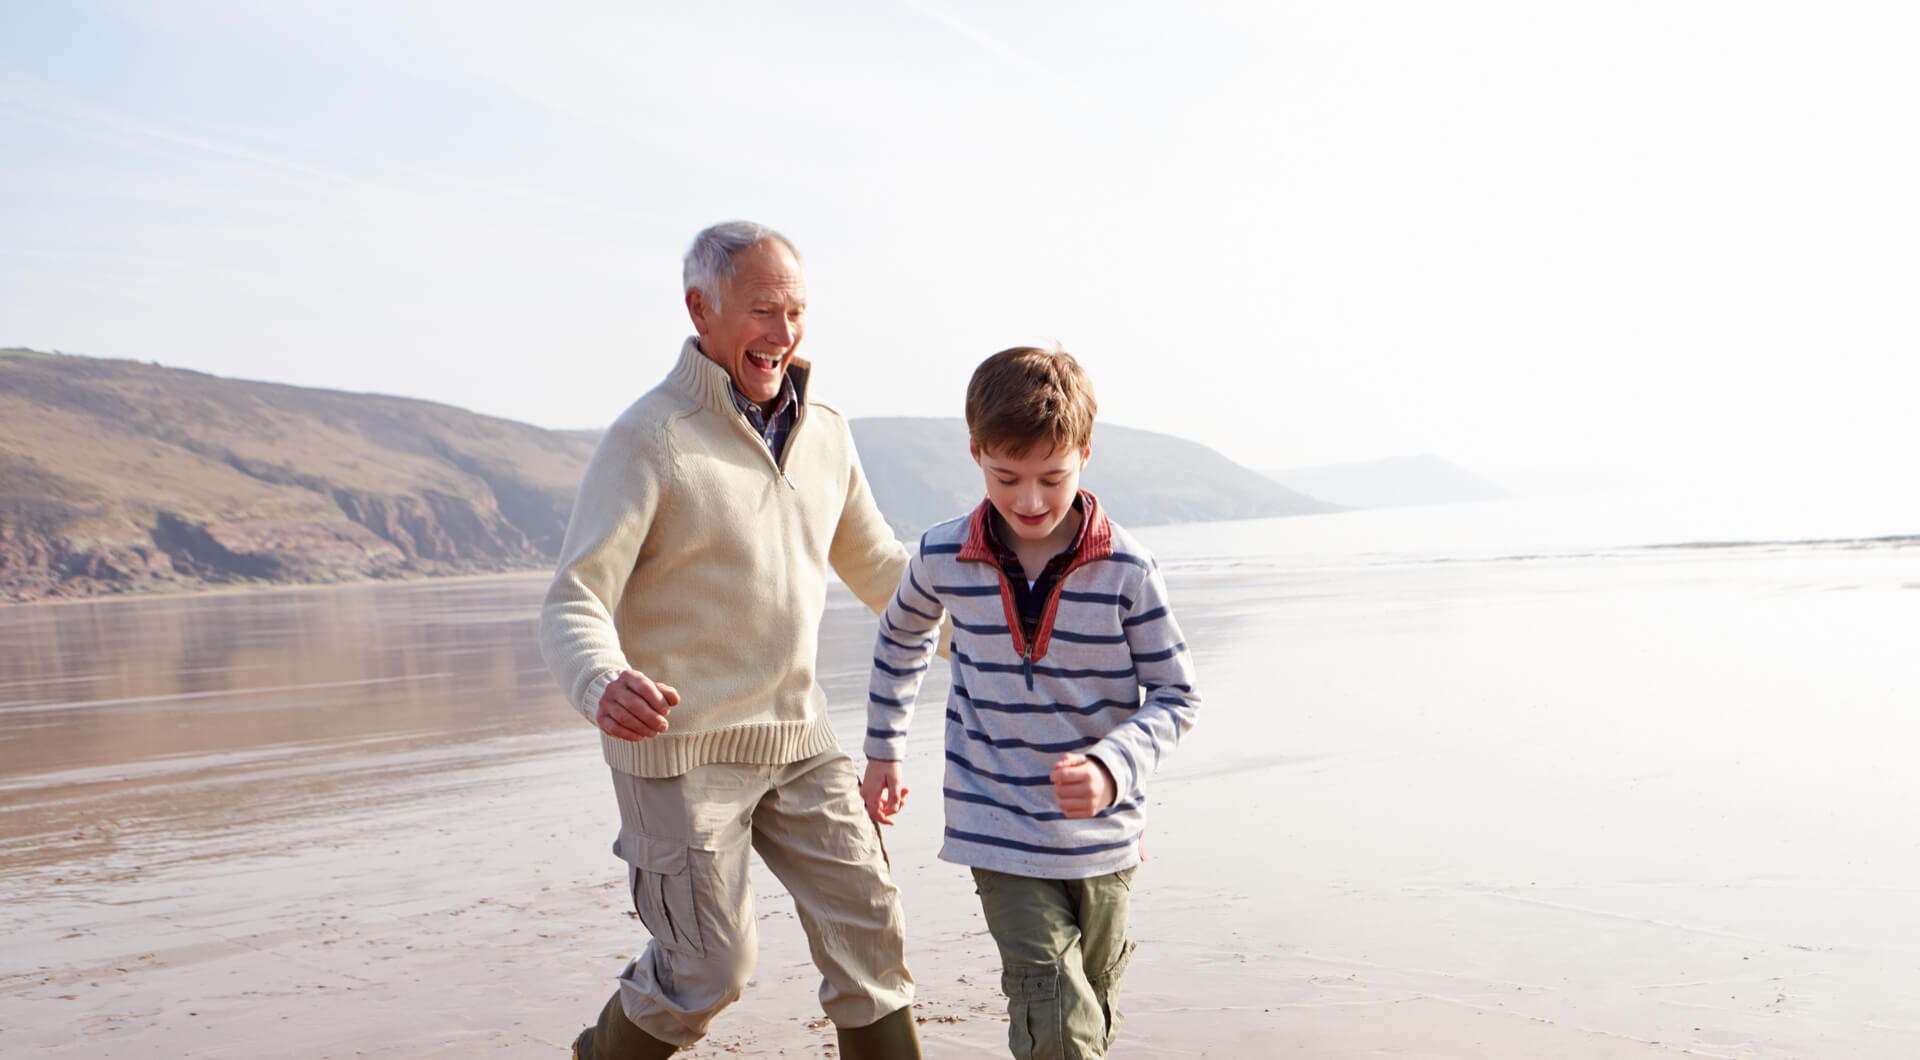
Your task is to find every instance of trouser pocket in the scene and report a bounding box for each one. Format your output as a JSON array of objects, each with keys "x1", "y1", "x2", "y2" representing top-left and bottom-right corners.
[
  {"x1": 1002, "y1": 963, "x2": 1062, "y2": 1060},
  {"x1": 615, "y1": 829, "x2": 706, "y2": 958},
  {"x1": 1088, "y1": 939, "x2": 1135, "y2": 1051}
]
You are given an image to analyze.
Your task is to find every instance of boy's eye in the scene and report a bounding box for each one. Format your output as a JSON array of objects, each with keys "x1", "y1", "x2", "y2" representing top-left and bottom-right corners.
[{"x1": 995, "y1": 478, "x2": 1018, "y2": 486}]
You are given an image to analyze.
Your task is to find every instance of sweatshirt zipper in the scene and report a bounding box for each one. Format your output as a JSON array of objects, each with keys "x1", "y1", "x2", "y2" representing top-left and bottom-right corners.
[
  {"x1": 737, "y1": 408, "x2": 799, "y2": 489},
  {"x1": 776, "y1": 401, "x2": 806, "y2": 489},
  {"x1": 1003, "y1": 570, "x2": 1076, "y2": 692},
  {"x1": 992, "y1": 568, "x2": 1033, "y2": 690}
]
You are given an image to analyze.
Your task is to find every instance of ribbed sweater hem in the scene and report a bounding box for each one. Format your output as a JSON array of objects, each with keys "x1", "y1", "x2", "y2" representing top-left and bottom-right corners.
[{"x1": 600, "y1": 717, "x2": 840, "y2": 778}]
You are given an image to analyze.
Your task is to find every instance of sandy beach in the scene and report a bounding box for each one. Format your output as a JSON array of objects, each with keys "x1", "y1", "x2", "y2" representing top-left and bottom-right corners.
[{"x1": 4, "y1": 531, "x2": 1919, "y2": 1057}]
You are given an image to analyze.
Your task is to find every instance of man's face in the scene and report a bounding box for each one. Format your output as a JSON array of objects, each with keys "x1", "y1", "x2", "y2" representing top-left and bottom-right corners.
[
  {"x1": 686, "y1": 240, "x2": 807, "y2": 406},
  {"x1": 972, "y1": 441, "x2": 1091, "y2": 547}
]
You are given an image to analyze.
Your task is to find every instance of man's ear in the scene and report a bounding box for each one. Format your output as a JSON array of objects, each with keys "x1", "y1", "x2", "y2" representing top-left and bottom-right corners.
[{"x1": 685, "y1": 288, "x2": 711, "y2": 335}]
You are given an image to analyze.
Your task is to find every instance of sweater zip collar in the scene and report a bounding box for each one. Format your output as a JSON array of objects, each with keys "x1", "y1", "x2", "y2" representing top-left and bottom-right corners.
[
  {"x1": 668, "y1": 336, "x2": 812, "y2": 488},
  {"x1": 958, "y1": 490, "x2": 1113, "y2": 687}
]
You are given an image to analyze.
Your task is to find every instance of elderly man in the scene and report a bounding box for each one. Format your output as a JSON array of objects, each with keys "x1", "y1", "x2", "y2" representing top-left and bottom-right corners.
[{"x1": 542, "y1": 221, "x2": 925, "y2": 1059}]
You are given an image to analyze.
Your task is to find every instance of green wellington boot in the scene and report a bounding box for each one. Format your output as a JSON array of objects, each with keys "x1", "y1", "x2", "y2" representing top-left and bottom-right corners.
[
  {"x1": 571, "y1": 992, "x2": 678, "y2": 1060},
  {"x1": 835, "y1": 1005, "x2": 923, "y2": 1060}
]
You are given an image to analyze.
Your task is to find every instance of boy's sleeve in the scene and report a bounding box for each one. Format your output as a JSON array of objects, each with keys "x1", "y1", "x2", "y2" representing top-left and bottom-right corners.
[
  {"x1": 863, "y1": 546, "x2": 947, "y2": 763},
  {"x1": 1088, "y1": 556, "x2": 1200, "y2": 803}
]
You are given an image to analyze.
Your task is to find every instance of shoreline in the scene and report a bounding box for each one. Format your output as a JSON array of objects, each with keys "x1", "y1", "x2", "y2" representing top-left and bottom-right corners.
[{"x1": 0, "y1": 564, "x2": 555, "y2": 608}]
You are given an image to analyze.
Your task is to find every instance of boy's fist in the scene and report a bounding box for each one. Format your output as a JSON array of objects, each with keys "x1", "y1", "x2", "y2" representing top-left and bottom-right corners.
[
  {"x1": 861, "y1": 759, "x2": 910, "y2": 825},
  {"x1": 1051, "y1": 753, "x2": 1116, "y2": 819}
]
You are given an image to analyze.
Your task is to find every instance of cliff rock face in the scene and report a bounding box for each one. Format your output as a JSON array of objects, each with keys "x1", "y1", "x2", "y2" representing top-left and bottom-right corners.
[
  {"x1": 329, "y1": 489, "x2": 534, "y2": 564},
  {"x1": 0, "y1": 502, "x2": 533, "y2": 601},
  {"x1": 1, "y1": 351, "x2": 594, "y2": 602},
  {"x1": 0, "y1": 519, "x2": 180, "y2": 599}
]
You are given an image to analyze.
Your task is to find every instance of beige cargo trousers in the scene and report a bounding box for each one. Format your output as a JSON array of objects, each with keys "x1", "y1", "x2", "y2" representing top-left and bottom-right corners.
[{"x1": 606, "y1": 748, "x2": 914, "y2": 1046}]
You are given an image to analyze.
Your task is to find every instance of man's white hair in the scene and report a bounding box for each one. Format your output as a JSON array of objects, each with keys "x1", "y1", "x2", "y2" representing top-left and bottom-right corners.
[{"x1": 683, "y1": 221, "x2": 801, "y2": 312}]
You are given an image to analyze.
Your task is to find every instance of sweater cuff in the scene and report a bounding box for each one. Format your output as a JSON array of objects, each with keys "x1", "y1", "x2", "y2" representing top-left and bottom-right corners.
[
  {"x1": 582, "y1": 669, "x2": 619, "y2": 721},
  {"x1": 863, "y1": 735, "x2": 908, "y2": 763}
]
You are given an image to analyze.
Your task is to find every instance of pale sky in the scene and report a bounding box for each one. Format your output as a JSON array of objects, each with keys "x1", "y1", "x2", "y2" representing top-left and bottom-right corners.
[{"x1": 5, "y1": 1, "x2": 1917, "y2": 493}]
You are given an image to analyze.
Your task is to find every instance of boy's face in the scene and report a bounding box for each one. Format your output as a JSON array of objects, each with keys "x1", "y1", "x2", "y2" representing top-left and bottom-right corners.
[{"x1": 972, "y1": 441, "x2": 1091, "y2": 547}]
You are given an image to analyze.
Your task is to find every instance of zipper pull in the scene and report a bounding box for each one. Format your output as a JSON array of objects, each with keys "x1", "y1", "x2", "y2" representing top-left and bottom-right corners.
[
  {"x1": 781, "y1": 470, "x2": 796, "y2": 489},
  {"x1": 1023, "y1": 654, "x2": 1035, "y2": 691}
]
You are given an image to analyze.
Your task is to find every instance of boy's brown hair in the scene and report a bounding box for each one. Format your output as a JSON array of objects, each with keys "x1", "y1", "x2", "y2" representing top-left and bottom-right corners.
[{"x1": 965, "y1": 346, "x2": 1098, "y2": 457}]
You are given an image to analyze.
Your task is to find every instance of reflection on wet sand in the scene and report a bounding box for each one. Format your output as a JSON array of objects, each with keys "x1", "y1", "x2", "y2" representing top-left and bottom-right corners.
[{"x1": 1, "y1": 575, "x2": 564, "y2": 879}]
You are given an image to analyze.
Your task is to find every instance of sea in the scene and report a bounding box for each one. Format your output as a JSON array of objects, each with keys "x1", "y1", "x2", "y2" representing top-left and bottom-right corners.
[{"x1": 1137, "y1": 482, "x2": 1920, "y2": 575}]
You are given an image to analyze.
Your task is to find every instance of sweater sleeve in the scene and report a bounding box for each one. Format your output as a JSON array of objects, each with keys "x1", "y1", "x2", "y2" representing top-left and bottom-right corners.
[
  {"x1": 1088, "y1": 556, "x2": 1200, "y2": 803},
  {"x1": 828, "y1": 426, "x2": 911, "y2": 616},
  {"x1": 539, "y1": 420, "x2": 661, "y2": 723},
  {"x1": 863, "y1": 547, "x2": 946, "y2": 762},
  {"x1": 830, "y1": 426, "x2": 953, "y2": 659}
]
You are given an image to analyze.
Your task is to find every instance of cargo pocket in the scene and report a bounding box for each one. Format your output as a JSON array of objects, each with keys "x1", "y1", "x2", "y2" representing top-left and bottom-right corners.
[
  {"x1": 1089, "y1": 939, "x2": 1136, "y2": 1051},
  {"x1": 616, "y1": 830, "x2": 706, "y2": 958},
  {"x1": 1002, "y1": 963, "x2": 1062, "y2": 1060}
]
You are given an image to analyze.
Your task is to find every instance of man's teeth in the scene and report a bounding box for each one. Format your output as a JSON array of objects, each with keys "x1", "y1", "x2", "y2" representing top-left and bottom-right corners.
[{"x1": 749, "y1": 354, "x2": 779, "y2": 368}]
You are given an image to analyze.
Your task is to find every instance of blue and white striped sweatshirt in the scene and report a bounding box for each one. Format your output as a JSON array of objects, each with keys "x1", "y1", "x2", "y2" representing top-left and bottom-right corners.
[{"x1": 864, "y1": 491, "x2": 1200, "y2": 879}]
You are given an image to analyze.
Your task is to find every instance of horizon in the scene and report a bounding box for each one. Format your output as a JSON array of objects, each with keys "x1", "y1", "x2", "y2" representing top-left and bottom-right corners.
[{"x1": 5, "y1": 3, "x2": 1918, "y2": 503}]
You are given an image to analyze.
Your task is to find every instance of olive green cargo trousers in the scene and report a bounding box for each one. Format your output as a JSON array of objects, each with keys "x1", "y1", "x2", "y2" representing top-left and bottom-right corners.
[{"x1": 971, "y1": 866, "x2": 1138, "y2": 1060}]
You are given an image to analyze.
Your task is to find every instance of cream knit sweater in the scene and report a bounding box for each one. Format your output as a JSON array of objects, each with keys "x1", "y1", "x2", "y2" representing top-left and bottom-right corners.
[{"x1": 540, "y1": 338, "x2": 910, "y2": 778}]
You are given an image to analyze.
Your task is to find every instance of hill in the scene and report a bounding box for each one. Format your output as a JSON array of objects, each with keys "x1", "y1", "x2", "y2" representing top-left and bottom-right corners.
[
  {"x1": 1265, "y1": 453, "x2": 1508, "y2": 509},
  {"x1": 852, "y1": 417, "x2": 1338, "y2": 538},
  {"x1": 2, "y1": 350, "x2": 1336, "y2": 601},
  {"x1": 0, "y1": 349, "x2": 595, "y2": 601}
]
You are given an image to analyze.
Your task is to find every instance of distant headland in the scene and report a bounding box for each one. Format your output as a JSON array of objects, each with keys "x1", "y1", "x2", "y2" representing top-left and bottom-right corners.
[{"x1": 1, "y1": 349, "x2": 1495, "y2": 602}]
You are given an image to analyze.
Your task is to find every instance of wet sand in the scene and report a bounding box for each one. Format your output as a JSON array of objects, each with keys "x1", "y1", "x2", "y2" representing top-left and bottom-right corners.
[{"x1": 4, "y1": 541, "x2": 1919, "y2": 1057}]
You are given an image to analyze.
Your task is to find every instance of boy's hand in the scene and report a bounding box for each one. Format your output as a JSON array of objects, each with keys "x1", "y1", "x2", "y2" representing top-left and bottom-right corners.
[
  {"x1": 596, "y1": 670, "x2": 680, "y2": 741},
  {"x1": 1051, "y1": 753, "x2": 1117, "y2": 819},
  {"x1": 861, "y1": 759, "x2": 910, "y2": 825}
]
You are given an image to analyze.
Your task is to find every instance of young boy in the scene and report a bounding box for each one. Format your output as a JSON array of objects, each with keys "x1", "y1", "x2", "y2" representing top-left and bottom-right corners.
[{"x1": 860, "y1": 346, "x2": 1201, "y2": 1060}]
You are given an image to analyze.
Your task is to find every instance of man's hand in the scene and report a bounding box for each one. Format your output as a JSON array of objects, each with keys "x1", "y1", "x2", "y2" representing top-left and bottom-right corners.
[
  {"x1": 861, "y1": 759, "x2": 910, "y2": 825},
  {"x1": 1051, "y1": 753, "x2": 1116, "y2": 819},
  {"x1": 596, "y1": 670, "x2": 680, "y2": 741}
]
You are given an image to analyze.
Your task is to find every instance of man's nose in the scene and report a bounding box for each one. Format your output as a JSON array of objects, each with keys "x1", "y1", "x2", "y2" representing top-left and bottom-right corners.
[{"x1": 767, "y1": 316, "x2": 794, "y2": 346}]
